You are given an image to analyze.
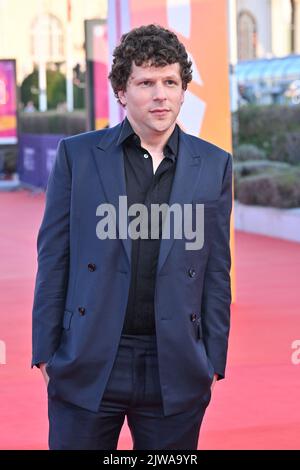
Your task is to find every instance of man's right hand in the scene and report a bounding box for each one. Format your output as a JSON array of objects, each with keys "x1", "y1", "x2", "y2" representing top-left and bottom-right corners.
[{"x1": 39, "y1": 362, "x2": 49, "y2": 386}]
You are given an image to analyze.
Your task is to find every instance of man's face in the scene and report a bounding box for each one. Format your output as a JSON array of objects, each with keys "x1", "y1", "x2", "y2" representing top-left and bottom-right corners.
[{"x1": 118, "y1": 62, "x2": 185, "y2": 135}]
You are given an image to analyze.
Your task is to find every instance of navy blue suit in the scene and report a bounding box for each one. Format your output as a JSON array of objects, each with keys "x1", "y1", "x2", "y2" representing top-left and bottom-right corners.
[{"x1": 32, "y1": 121, "x2": 232, "y2": 448}]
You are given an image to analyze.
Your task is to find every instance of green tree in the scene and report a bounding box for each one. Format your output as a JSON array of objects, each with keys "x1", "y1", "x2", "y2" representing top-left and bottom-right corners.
[{"x1": 21, "y1": 69, "x2": 67, "y2": 110}]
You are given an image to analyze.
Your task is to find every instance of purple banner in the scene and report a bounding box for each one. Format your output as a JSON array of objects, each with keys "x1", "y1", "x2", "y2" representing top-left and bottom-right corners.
[
  {"x1": 0, "y1": 60, "x2": 17, "y2": 144},
  {"x1": 18, "y1": 133, "x2": 65, "y2": 189}
]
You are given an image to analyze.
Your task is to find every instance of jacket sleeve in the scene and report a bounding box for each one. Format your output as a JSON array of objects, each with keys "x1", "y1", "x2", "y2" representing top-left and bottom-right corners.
[
  {"x1": 31, "y1": 139, "x2": 71, "y2": 367},
  {"x1": 201, "y1": 153, "x2": 233, "y2": 379}
]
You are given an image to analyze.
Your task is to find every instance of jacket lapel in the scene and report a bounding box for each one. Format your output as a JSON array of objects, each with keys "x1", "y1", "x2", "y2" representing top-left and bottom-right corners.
[
  {"x1": 92, "y1": 123, "x2": 132, "y2": 266},
  {"x1": 156, "y1": 130, "x2": 203, "y2": 274}
]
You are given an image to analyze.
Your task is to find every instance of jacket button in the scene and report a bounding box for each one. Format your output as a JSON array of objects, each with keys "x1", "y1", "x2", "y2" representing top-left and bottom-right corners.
[
  {"x1": 88, "y1": 263, "x2": 96, "y2": 272},
  {"x1": 188, "y1": 268, "x2": 196, "y2": 278},
  {"x1": 190, "y1": 313, "x2": 197, "y2": 322},
  {"x1": 78, "y1": 307, "x2": 86, "y2": 316}
]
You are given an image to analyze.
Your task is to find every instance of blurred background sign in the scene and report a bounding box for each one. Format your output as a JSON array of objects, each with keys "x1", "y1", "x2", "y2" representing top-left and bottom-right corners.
[{"x1": 0, "y1": 59, "x2": 17, "y2": 145}]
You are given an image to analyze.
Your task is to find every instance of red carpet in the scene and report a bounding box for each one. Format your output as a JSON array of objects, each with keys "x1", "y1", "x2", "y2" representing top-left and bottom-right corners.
[{"x1": 0, "y1": 190, "x2": 300, "y2": 449}]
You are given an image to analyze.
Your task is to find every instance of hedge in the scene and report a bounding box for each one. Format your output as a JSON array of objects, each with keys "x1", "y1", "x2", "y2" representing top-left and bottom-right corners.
[
  {"x1": 234, "y1": 104, "x2": 300, "y2": 163},
  {"x1": 235, "y1": 167, "x2": 300, "y2": 208}
]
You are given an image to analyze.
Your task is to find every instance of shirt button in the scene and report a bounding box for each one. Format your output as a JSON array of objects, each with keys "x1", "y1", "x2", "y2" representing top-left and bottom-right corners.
[{"x1": 143, "y1": 153, "x2": 149, "y2": 159}]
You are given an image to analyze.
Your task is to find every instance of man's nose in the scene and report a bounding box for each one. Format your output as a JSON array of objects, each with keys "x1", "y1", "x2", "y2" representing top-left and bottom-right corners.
[{"x1": 152, "y1": 82, "x2": 167, "y2": 100}]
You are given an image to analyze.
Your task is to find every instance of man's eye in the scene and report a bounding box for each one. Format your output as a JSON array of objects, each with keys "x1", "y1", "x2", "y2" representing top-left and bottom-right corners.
[
  {"x1": 141, "y1": 81, "x2": 151, "y2": 86},
  {"x1": 166, "y1": 80, "x2": 176, "y2": 85}
]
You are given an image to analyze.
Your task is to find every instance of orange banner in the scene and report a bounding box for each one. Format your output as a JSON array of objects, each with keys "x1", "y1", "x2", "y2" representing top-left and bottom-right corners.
[{"x1": 130, "y1": 0, "x2": 232, "y2": 151}]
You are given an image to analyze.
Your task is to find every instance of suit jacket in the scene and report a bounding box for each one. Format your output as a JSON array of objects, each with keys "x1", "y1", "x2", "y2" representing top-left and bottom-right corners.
[{"x1": 32, "y1": 121, "x2": 232, "y2": 416}]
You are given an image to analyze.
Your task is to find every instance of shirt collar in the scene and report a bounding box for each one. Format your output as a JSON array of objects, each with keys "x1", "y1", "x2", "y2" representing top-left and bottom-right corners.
[{"x1": 117, "y1": 117, "x2": 179, "y2": 162}]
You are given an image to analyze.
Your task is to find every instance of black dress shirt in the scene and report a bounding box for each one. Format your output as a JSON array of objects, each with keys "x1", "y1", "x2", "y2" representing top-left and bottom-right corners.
[{"x1": 118, "y1": 118, "x2": 179, "y2": 334}]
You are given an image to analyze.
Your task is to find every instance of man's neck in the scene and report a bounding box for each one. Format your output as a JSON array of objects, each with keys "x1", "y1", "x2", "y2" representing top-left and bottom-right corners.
[{"x1": 127, "y1": 117, "x2": 175, "y2": 154}]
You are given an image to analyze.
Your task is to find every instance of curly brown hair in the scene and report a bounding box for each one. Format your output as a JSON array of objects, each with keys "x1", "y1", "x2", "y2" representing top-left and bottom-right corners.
[{"x1": 108, "y1": 24, "x2": 193, "y2": 105}]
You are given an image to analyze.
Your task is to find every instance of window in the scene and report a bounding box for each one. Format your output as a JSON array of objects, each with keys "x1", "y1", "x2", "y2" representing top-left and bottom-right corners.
[
  {"x1": 31, "y1": 14, "x2": 64, "y2": 62},
  {"x1": 238, "y1": 10, "x2": 257, "y2": 61}
]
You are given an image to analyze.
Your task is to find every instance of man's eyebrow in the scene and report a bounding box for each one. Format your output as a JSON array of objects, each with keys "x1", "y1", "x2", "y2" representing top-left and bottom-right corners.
[
  {"x1": 164, "y1": 75, "x2": 180, "y2": 80},
  {"x1": 132, "y1": 75, "x2": 180, "y2": 81}
]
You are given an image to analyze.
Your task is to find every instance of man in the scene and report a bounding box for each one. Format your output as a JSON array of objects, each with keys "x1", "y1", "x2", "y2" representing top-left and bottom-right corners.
[{"x1": 32, "y1": 24, "x2": 232, "y2": 450}]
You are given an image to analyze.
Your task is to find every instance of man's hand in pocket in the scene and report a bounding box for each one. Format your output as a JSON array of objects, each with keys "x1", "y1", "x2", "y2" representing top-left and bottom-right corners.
[
  {"x1": 39, "y1": 362, "x2": 49, "y2": 386},
  {"x1": 211, "y1": 374, "x2": 218, "y2": 392}
]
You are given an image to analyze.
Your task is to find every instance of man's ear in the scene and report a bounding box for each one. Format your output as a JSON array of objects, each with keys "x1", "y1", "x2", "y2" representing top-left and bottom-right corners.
[
  {"x1": 118, "y1": 90, "x2": 126, "y2": 107},
  {"x1": 180, "y1": 89, "x2": 185, "y2": 105}
]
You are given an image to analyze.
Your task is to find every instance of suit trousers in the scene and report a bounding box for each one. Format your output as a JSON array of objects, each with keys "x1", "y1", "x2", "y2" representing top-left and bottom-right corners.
[{"x1": 48, "y1": 334, "x2": 208, "y2": 450}]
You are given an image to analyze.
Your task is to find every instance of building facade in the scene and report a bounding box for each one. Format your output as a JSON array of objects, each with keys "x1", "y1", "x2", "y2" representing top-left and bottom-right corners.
[
  {"x1": 0, "y1": 0, "x2": 107, "y2": 84},
  {"x1": 237, "y1": 0, "x2": 300, "y2": 60}
]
